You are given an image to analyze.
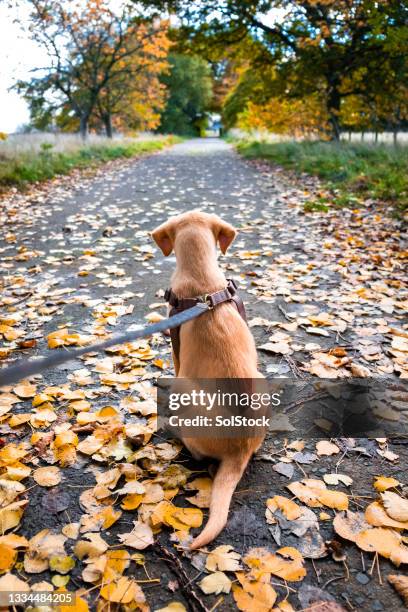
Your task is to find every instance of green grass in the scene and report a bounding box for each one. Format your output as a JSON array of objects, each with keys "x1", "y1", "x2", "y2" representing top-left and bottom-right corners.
[
  {"x1": 0, "y1": 136, "x2": 179, "y2": 191},
  {"x1": 236, "y1": 140, "x2": 408, "y2": 211}
]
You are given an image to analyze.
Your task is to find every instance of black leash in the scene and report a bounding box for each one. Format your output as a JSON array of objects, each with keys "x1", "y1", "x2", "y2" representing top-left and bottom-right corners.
[{"x1": 0, "y1": 303, "x2": 209, "y2": 387}]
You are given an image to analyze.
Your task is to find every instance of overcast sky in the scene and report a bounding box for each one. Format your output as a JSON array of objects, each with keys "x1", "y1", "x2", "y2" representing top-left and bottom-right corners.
[
  {"x1": 0, "y1": 3, "x2": 48, "y2": 132},
  {"x1": 0, "y1": 3, "x2": 285, "y2": 134}
]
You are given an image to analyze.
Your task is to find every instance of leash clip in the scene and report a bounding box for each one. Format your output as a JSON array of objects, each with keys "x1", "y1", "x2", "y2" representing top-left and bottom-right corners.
[{"x1": 202, "y1": 294, "x2": 214, "y2": 309}]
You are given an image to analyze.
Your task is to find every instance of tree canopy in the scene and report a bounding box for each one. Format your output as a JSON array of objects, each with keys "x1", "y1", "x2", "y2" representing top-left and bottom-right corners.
[
  {"x1": 141, "y1": 0, "x2": 408, "y2": 139},
  {"x1": 18, "y1": 0, "x2": 171, "y2": 138},
  {"x1": 158, "y1": 54, "x2": 213, "y2": 136}
]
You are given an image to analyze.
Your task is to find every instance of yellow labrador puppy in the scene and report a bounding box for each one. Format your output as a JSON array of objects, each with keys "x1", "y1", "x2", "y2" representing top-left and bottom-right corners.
[{"x1": 152, "y1": 211, "x2": 265, "y2": 549}]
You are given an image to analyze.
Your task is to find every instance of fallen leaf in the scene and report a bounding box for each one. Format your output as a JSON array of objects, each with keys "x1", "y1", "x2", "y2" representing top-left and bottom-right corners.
[
  {"x1": 199, "y1": 571, "x2": 231, "y2": 595},
  {"x1": 388, "y1": 574, "x2": 408, "y2": 606},
  {"x1": 244, "y1": 547, "x2": 306, "y2": 582},
  {"x1": 0, "y1": 542, "x2": 17, "y2": 572},
  {"x1": 356, "y1": 527, "x2": 408, "y2": 565},
  {"x1": 0, "y1": 572, "x2": 30, "y2": 592},
  {"x1": 185, "y1": 477, "x2": 212, "y2": 508},
  {"x1": 0, "y1": 500, "x2": 28, "y2": 534},
  {"x1": 365, "y1": 502, "x2": 408, "y2": 530},
  {"x1": 333, "y1": 511, "x2": 370, "y2": 543},
  {"x1": 33, "y1": 466, "x2": 61, "y2": 487},
  {"x1": 287, "y1": 479, "x2": 348, "y2": 510},
  {"x1": 233, "y1": 573, "x2": 277, "y2": 612},
  {"x1": 100, "y1": 576, "x2": 144, "y2": 604},
  {"x1": 323, "y1": 474, "x2": 353, "y2": 487},
  {"x1": 316, "y1": 441, "x2": 340, "y2": 456},
  {"x1": 117, "y1": 521, "x2": 154, "y2": 550},
  {"x1": 206, "y1": 545, "x2": 242, "y2": 572},
  {"x1": 381, "y1": 491, "x2": 408, "y2": 522},
  {"x1": 374, "y1": 476, "x2": 400, "y2": 492},
  {"x1": 266, "y1": 496, "x2": 302, "y2": 523}
]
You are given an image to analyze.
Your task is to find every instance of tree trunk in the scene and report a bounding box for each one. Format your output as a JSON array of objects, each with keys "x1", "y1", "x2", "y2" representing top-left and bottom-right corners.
[
  {"x1": 79, "y1": 115, "x2": 89, "y2": 141},
  {"x1": 348, "y1": 131, "x2": 351, "y2": 142},
  {"x1": 103, "y1": 114, "x2": 113, "y2": 138},
  {"x1": 326, "y1": 84, "x2": 341, "y2": 141},
  {"x1": 393, "y1": 127, "x2": 398, "y2": 146},
  {"x1": 375, "y1": 131, "x2": 378, "y2": 144},
  {"x1": 361, "y1": 131, "x2": 365, "y2": 142}
]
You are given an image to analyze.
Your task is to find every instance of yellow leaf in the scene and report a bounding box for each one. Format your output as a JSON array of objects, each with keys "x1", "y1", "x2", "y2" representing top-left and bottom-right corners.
[
  {"x1": 55, "y1": 445, "x2": 77, "y2": 467},
  {"x1": 100, "y1": 576, "x2": 142, "y2": 603},
  {"x1": 266, "y1": 496, "x2": 302, "y2": 523},
  {"x1": 9, "y1": 413, "x2": 32, "y2": 428},
  {"x1": 104, "y1": 550, "x2": 130, "y2": 577},
  {"x1": 49, "y1": 555, "x2": 75, "y2": 574},
  {"x1": 287, "y1": 479, "x2": 348, "y2": 510},
  {"x1": 356, "y1": 527, "x2": 408, "y2": 565},
  {"x1": 150, "y1": 500, "x2": 202, "y2": 531},
  {"x1": 0, "y1": 500, "x2": 27, "y2": 534},
  {"x1": 121, "y1": 493, "x2": 144, "y2": 510},
  {"x1": 244, "y1": 547, "x2": 306, "y2": 582},
  {"x1": 77, "y1": 435, "x2": 104, "y2": 455},
  {"x1": 96, "y1": 406, "x2": 118, "y2": 419},
  {"x1": 374, "y1": 476, "x2": 400, "y2": 492},
  {"x1": 5, "y1": 463, "x2": 31, "y2": 481},
  {"x1": 233, "y1": 575, "x2": 277, "y2": 612},
  {"x1": 318, "y1": 490, "x2": 348, "y2": 511},
  {"x1": 365, "y1": 502, "x2": 408, "y2": 530},
  {"x1": 0, "y1": 479, "x2": 25, "y2": 505},
  {"x1": 0, "y1": 534, "x2": 29, "y2": 549},
  {"x1": 286, "y1": 479, "x2": 324, "y2": 507},
  {"x1": 0, "y1": 443, "x2": 29, "y2": 465},
  {"x1": 0, "y1": 543, "x2": 17, "y2": 573},
  {"x1": 52, "y1": 574, "x2": 70, "y2": 587},
  {"x1": 59, "y1": 593, "x2": 89, "y2": 612},
  {"x1": 32, "y1": 393, "x2": 53, "y2": 407},
  {"x1": 165, "y1": 506, "x2": 203, "y2": 531},
  {"x1": 185, "y1": 477, "x2": 212, "y2": 508}
]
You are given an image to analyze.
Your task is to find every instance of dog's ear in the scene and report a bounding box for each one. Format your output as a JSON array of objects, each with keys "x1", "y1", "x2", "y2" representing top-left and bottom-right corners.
[
  {"x1": 151, "y1": 222, "x2": 173, "y2": 256},
  {"x1": 215, "y1": 219, "x2": 237, "y2": 254}
]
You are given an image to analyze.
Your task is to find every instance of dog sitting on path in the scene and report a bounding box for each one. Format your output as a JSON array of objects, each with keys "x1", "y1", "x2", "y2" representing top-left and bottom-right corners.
[{"x1": 151, "y1": 211, "x2": 266, "y2": 549}]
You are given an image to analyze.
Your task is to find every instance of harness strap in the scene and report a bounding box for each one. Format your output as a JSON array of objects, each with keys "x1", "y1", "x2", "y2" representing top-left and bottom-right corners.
[{"x1": 165, "y1": 279, "x2": 247, "y2": 360}]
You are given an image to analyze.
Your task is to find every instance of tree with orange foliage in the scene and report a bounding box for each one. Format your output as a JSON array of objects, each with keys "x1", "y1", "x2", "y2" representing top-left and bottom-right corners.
[
  {"x1": 19, "y1": 0, "x2": 171, "y2": 138},
  {"x1": 94, "y1": 20, "x2": 171, "y2": 136}
]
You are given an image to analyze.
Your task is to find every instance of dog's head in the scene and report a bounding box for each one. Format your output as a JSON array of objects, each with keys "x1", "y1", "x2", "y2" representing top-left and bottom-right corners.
[{"x1": 151, "y1": 211, "x2": 236, "y2": 256}]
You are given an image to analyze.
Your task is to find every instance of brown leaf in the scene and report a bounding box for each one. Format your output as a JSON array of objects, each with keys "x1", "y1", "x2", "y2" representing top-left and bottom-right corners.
[
  {"x1": 388, "y1": 574, "x2": 408, "y2": 607},
  {"x1": 333, "y1": 511, "x2": 370, "y2": 543}
]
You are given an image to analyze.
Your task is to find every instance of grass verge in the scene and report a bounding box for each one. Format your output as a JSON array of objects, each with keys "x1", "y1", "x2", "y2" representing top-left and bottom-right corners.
[
  {"x1": 0, "y1": 136, "x2": 179, "y2": 192},
  {"x1": 236, "y1": 140, "x2": 408, "y2": 212}
]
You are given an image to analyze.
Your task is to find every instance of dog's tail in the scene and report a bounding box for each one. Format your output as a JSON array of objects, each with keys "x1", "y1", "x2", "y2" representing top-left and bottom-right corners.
[{"x1": 189, "y1": 455, "x2": 248, "y2": 550}]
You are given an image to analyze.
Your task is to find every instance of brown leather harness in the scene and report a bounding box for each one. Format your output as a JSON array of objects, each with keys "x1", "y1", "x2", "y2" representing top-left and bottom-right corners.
[{"x1": 164, "y1": 279, "x2": 247, "y2": 360}]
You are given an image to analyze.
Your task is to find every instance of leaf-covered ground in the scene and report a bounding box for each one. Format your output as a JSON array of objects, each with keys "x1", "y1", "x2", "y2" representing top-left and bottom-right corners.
[{"x1": 0, "y1": 138, "x2": 407, "y2": 611}]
